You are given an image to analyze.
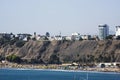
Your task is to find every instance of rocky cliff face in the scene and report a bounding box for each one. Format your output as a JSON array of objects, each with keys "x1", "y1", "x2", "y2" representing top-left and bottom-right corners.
[{"x1": 0, "y1": 40, "x2": 120, "y2": 64}]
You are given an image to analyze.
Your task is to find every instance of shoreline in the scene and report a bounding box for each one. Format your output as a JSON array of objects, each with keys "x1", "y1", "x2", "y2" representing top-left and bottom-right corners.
[
  {"x1": 0, "y1": 62, "x2": 120, "y2": 73},
  {"x1": 0, "y1": 67, "x2": 120, "y2": 74}
]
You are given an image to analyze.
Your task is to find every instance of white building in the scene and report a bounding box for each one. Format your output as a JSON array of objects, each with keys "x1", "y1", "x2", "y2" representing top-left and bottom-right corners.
[
  {"x1": 72, "y1": 32, "x2": 80, "y2": 36},
  {"x1": 98, "y1": 24, "x2": 109, "y2": 40},
  {"x1": 17, "y1": 34, "x2": 32, "y2": 40},
  {"x1": 54, "y1": 36, "x2": 63, "y2": 40},
  {"x1": 71, "y1": 32, "x2": 81, "y2": 40},
  {"x1": 65, "y1": 36, "x2": 72, "y2": 40},
  {"x1": 115, "y1": 26, "x2": 120, "y2": 37},
  {"x1": 81, "y1": 35, "x2": 91, "y2": 40}
]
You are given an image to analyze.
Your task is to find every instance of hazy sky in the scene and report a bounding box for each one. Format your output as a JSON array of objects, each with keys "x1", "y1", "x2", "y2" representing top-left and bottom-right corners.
[{"x1": 0, "y1": 0, "x2": 120, "y2": 36}]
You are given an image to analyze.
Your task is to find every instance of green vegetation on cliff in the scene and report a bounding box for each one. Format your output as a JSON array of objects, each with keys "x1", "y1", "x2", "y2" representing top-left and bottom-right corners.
[{"x1": 6, "y1": 54, "x2": 22, "y2": 63}]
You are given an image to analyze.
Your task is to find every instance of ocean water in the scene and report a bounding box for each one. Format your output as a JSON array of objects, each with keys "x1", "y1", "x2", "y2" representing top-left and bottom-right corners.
[{"x1": 0, "y1": 68, "x2": 120, "y2": 80}]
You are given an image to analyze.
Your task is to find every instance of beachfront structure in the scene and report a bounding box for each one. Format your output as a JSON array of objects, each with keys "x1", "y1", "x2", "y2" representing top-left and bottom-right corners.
[
  {"x1": 115, "y1": 26, "x2": 120, "y2": 37},
  {"x1": 98, "y1": 24, "x2": 109, "y2": 40},
  {"x1": 97, "y1": 62, "x2": 120, "y2": 68}
]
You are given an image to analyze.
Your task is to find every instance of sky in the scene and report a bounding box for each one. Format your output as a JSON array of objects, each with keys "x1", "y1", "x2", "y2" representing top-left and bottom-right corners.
[{"x1": 0, "y1": 0, "x2": 120, "y2": 36}]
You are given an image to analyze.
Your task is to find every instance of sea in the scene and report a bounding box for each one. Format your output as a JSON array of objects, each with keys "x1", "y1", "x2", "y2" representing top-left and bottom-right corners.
[{"x1": 0, "y1": 68, "x2": 120, "y2": 80}]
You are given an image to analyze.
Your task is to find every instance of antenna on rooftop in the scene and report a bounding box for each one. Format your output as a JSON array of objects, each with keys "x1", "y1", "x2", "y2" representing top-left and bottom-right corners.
[{"x1": 59, "y1": 31, "x2": 61, "y2": 36}]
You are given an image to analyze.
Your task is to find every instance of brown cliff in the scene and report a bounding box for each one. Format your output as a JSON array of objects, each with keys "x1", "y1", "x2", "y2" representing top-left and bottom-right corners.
[{"x1": 0, "y1": 40, "x2": 120, "y2": 64}]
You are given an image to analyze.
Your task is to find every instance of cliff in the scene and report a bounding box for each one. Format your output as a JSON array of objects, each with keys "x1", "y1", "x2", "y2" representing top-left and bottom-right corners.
[{"x1": 0, "y1": 40, "x2": 120, "y2": 64}]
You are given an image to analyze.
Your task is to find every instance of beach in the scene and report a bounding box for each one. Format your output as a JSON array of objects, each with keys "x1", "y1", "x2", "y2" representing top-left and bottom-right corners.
[{"x1": 0, "y1": 62, "x2": 120, "y2": 73}]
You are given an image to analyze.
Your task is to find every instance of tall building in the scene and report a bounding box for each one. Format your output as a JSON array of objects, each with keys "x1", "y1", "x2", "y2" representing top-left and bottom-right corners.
[
  {"x1": 115, "y1": 26, "x2": 120, "y2": 37},
  {"x1": 98, "y1": 24, "x2": 109, "y2": 40}
]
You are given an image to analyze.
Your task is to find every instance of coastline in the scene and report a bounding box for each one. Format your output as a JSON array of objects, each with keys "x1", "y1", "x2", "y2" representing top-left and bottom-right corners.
[
  {"x1": 0, "y1": 62, "x2": 120, "y2": 73},
  {"x1": 0, "y1": 67, "x2": 120, "y2": 75}
]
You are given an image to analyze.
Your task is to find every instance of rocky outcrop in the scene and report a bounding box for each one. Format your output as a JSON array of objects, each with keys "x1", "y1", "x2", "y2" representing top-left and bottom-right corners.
[{"x1": 0, "y1": 40, "x2": 120, "y2": 64}]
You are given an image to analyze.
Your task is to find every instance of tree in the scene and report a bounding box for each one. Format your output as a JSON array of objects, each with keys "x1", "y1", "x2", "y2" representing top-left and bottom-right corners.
[
  {"x1": 32, "y1": 37, "x2": 36, "y2": 41},
  {"x1": 46, "y1": 32, "x2": 50, "y2": 37},
  {"x1": 27, "y1": 36, "x2": 31, "y2": 41},
  {"x1": 15, "y1": 40, "x2": 25, "y2": 47},
  {"x1": 49, "y1": 54, "x2": 61, "y2": 64},
  {"x1": 9, "y1": 39, "x2": 17, "y2": 45},
  {"x1": 0, "y1": 56, "x2": 4, "y2": 61},
  {"x1": 106, "y1": 35, "x2": 113, "y2": 40},
  {"x1": 116, "y1": 36, "x2": 120, "y2": 40}
]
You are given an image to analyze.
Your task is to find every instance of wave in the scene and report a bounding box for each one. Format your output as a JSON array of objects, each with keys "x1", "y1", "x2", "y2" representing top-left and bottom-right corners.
[{"x1": 0, "y1": 68, "x2": 120, "y2": 74}]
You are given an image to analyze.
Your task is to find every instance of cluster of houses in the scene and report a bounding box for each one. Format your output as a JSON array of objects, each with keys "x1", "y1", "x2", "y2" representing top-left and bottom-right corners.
[
  {"x1": 1, "y1": 24, "x2": 120, "y2": 41},
  {"x1": 0, "y1": 32, "x2": 99, "y2": 41},
  {"x1": 0, "y1": 33, "x2": 31, "y2": 41}
]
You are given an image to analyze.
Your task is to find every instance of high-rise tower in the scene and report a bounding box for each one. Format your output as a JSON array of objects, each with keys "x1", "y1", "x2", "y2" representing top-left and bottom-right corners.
[{"x1": 98, "y1": 24, "x2": 109, "y2": 40}]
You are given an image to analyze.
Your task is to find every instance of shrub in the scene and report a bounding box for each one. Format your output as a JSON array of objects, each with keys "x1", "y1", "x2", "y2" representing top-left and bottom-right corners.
[
  {"x1": 48, "y1": 54, "x2": 61, "y2": 64},
  {"x1": 6, "y1": 54, "x2": 22, "y2": 63},
  {"x1": 15, "y1": 40, "x2": 25, "y2": 47}
]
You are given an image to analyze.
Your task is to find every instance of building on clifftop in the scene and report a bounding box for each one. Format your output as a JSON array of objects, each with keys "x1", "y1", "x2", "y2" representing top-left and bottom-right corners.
[{"x1": 98, "y1": 24, "x2": 109, "y2": 40}]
